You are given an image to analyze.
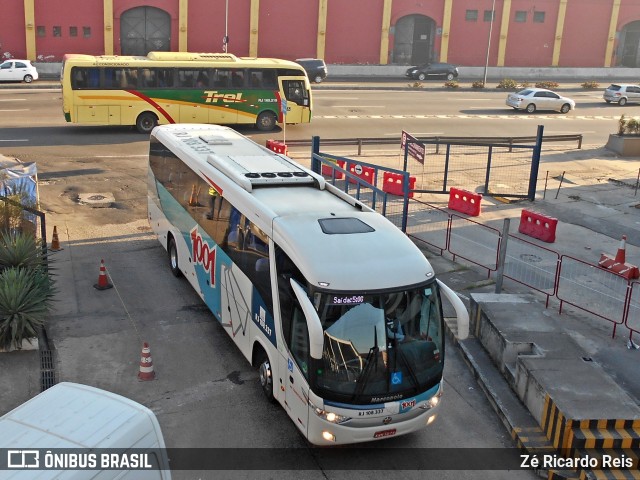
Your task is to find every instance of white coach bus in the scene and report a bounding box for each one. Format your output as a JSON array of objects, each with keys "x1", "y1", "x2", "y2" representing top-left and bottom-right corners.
[{"x1": 147, "y1": 124, "x2": 469, "y2": 445}]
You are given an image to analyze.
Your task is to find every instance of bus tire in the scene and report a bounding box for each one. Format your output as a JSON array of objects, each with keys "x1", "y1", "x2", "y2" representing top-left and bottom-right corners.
[
  {"x1": 168, "y1": 236, "x2": 182, "y2": 278},
  {"x1": 136, "y1": 112, "x2": 158, "y2": 134},
  {"x1": 256, "y1": 111, "x2": 277, "y2": 131},
  {"x1": 257, "y1": 351, "x2": 275, "y2": 403}
]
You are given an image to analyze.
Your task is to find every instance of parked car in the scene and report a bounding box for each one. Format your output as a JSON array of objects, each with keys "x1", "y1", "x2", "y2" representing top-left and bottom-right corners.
[
  {"x1": 0, "y1": 59, "x2": 39, "y2": 83},
  {"x1": 295, "y1": 58, "x2": 328, "y2": 83},
  {"x1": 506, "y1": 88, "x2": 575, "y2": 114},
  {"x1": 603, "y1": 83, "x2": 640, "y2": 105},
  {"x1": 405, "y1": 62, "x2": 458, "y2": 81}
]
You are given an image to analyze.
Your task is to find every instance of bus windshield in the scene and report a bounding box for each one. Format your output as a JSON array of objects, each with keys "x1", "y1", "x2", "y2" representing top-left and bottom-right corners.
[{"x1": 311, "y1": 282, "x2": 444, "y2": 404}]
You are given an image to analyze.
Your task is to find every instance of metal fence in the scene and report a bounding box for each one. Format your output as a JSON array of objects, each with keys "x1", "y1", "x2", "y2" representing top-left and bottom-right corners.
[
  {"x1": 306, "y1": 135, "x2": 637, "y2": 340},
  {"x1": 405, "y1": 198, "x2": 636, "y2": 339}
]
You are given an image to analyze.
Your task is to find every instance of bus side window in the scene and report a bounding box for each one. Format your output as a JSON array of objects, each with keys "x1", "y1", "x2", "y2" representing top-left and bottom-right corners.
[
  {"x1": 262, "y1": 69, "x2": 277, "y2": 89},
  {"x1": 141, "y1": 68, "x2": 155, "y2": 88},
  {"x1": 213, "y1": 69, "x2": 230, "y2": 88},
  {"x1": 282, "y1": 80, "x2": 307, "y2": 104},
  {"x1": 231, "y1": 69, "x2": 244, "y2": 87},
  {"x1": 72, "y1": 68, "x2": 87, "y2": 89}
]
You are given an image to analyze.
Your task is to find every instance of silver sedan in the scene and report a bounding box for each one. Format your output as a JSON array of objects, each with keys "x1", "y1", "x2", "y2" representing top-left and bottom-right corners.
[{"x1": 506, "y1": 88, "x2": 575, "y2": 114}]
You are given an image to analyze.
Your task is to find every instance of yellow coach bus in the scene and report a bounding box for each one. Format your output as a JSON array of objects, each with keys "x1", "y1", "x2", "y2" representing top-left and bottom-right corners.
[{"x1": 61, "y1": 52, "x2": 312, "y2": 133}]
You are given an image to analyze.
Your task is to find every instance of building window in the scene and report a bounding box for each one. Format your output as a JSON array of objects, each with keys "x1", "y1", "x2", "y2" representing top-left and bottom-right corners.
[
  {"x1": 83, "y1": 27, "x2": 91, "y2": 38},
  {"x1": 466, "y1": 10, "x2": 478, "y2": 21},
  {"x1": 37, "y1": 26, "x2": 46, "y2": 37},
  {"x1": 533, "y1": 11, "x2": 545, "y2": 23},
  {"x1": 53, "y1": 26, "x2": 62, "y2": 37},
  {"x1": 515, "y1": 11, "x2": 527, "y2": 22},
  {"x1": 484, "y1": 10, "x2": 494, "y2": 22},
  {"x1": 69, "y1": 26, "x2": 78, "y2": 37}
]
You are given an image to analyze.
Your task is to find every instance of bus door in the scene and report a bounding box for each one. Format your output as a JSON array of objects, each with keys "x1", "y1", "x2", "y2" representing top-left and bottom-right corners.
[
  {"x1": 275, "y1": 256, "x2": 310, "y2": 435},
  {"x1": 278, "y1": 77, "x2": 311, "y2": 124}
]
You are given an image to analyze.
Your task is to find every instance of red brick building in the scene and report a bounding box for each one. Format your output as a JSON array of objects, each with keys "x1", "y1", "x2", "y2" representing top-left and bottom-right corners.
[{"x1": 3, "y1": 0, "x2": 640, "y2": 68}]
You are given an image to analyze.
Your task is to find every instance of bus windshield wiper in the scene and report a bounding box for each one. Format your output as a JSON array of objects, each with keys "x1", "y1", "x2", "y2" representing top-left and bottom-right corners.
[{"x1": 352, "y1": 326, "x2": 379, "y2": 402}]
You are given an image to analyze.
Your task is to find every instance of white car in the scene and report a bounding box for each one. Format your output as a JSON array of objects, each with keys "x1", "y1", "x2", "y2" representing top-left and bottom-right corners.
[
  {"x1": 506, "y1": 88, "x2": 575, "y2": 114},
  {"x1": 0, "y1": 59, "x2": 39, "y2": 83}
]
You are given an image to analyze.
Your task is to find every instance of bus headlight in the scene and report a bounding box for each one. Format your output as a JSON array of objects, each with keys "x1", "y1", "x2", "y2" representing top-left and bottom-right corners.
[
  {"x1": 420, "y1": 385, "x2": 443, "y2": 410},
  {"x1": 309, "y1": 400, "x2": 351, "y2": 424}
]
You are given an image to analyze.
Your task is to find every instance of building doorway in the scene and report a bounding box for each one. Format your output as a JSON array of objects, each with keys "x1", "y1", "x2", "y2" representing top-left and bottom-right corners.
[
  {"x1": 392, "y1": 14, "x2": 436, "y2": 65},
  {"x1": 618, "y1": 21, "x2": 640, "y2": 67},
  {"x1": 121, "y1": 6, "x2": 171, "y2": 56}
]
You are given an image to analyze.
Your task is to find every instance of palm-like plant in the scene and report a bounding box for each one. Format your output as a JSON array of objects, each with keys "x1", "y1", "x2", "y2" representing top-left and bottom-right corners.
[
  {"x1": 0, "y1": 230, "x2": 46, "y2": 271},
  {"x1": 0, "y1": 267, "x2": 55, "y2": 350}
]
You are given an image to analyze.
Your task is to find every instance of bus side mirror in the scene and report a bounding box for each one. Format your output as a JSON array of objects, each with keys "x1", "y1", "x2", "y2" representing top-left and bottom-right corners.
[
  {"x1": 436, "y1": 279, "x2": 469, "y2": 340},
  {"x1": 289, "y1": 279, "x2": 324, "y2": 359}
]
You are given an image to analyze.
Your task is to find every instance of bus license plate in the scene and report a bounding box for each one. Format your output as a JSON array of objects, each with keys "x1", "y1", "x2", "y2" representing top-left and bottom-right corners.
[{"x1": 373, "y1": 429, "x2": 396, "y2": 439}]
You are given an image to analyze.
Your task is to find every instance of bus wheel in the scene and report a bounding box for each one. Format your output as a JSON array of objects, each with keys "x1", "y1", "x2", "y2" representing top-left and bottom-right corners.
[
  {"x1": 256, "y1": 111, "x2": 277, "y2": 131},
  {"x1": 136, "y1": 112, "x2": 158, "y2": 134},
  {"x1": 168, "y1": 237, "x2": 182, "y2": 278},
  {"x1": 258, "y1": 352, "x2": 275, "y2": 402}
]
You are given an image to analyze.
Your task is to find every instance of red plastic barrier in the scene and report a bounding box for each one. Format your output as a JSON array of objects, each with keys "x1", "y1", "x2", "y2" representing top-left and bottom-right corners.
[
  {"x1": 448, "y1": 187, "x2": 482, "y2": 216},
  {"x1": 347, "y1": 164, "x2": 376, "y2": 185},
  {"x1": 266, "y1": 139, "x2": 288, "y2": 155},
  {"x1": 382, "y1": 171, "x2": 416, "y2": 198},
  {"x1": 321, "y1": 159, "x2": 346, "y2": 179},
  {"x1": 518, "y1": 209, "x2": 558, "y2": 243}
]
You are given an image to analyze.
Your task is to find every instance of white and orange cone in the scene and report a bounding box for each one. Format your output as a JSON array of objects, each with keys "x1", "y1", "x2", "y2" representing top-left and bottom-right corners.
[
  {"x1": 49, "y1": 226, "x2": 62, "y2": 251},
  {"x1": 138, "y1": 342, "x2": 156, "y2": 381},
  {"x1": 614, "y1": 235, "x2": 627, "y2": 263},
  {"x1": 93, "y1": 259, "x2": 113, "y2": 290}
]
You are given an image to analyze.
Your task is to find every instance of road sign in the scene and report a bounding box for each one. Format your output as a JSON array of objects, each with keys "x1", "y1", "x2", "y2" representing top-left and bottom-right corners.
[{"x1": 401, "y1": 130, "x2": 425, "y2": 165}]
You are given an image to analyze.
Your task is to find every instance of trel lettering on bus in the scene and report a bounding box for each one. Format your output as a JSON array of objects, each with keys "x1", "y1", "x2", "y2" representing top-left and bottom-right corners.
[
  {"x1": 190, "y1": 226, "x2": 216, "y2": 287},
  {"x1": 204, "y1": 91, "x2": 244, "y2": 103}
]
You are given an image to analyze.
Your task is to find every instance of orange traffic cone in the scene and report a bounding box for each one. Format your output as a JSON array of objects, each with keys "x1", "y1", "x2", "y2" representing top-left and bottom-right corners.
[
  {"x1": 49, "y1": 226, "x2": 62, "y2": 251},
  {"x1": 614, "y1": 235, "x2": 627, "y2": 263},
  {"x1": 93, "y1": 259, "x2": 113, "y2": 290},
  {"x1": 138, "y1": 342, "x2": 155, "y2": 381}
]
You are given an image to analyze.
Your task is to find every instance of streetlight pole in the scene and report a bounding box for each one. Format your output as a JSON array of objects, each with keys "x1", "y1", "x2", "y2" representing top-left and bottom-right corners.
[
  {"x1": 483, "y1": 0, "x2": 496, "y2": 86},
  {"x1": 223, "y1": 0, "x2": 229, "y2": 53}
]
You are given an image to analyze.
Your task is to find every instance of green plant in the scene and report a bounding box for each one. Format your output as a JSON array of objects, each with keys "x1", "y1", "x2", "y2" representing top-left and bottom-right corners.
[
  {"x1": 618, "y1": 115, "x2": 627, "y2": 135},
  {"x1": 535, "y1": 81, "x2": 560, "y2": 89},
  {"x1": 626, "y1": 117, "x2": 640, "y2": 135},
  {"x1": 581, "y1": 80, "x2": 600, "y2": 90},
  {"x1": 408, "y1": 82, "x2": 423, "y2": 88},
  {"x1": 0, "y1": 231, "x2": 46, "y2": 271},
  {"x1": 472, "y1": 81, "x2": 485, "y2": 89},
  {"x1": 497, "y1": 78, "x2": 519, "y2": 89},
  {"x1": 519, "y1": 81, "x2": 530, "y2": 88},
  {"x1": 0, "y1": 267, "x2": 55, "y2": 350},
  {"x1": 444, "y1": 80, "x2": 459, "y2": 88}
]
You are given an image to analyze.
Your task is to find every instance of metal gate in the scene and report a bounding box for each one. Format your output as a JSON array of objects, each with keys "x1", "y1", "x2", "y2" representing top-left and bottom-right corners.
[
  {"x1": 393, "y1": 15, "x2": 436, "y2": 65},
  {"x1": 407, "y1": 126, "x2": 543, "y2": 200},
  {"x1": 120, "y1": 6, "x2": 171, "y2": 56}
]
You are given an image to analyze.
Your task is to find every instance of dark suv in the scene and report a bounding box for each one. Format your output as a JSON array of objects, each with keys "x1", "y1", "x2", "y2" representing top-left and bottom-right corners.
[
  {"x1": 405, "y1": 62, "x2": 458, "y2": 81},
  {"x1": 296, "y1": 58, "x2": 328, "y2": 83}
]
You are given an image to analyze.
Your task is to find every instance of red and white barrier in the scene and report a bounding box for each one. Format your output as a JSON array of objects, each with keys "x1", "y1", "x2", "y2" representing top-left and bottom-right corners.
[
  {"x1": 382, "y1": 172, "x2": 416, "y2": 198},
  {"x1": 518, "y1": 209, "x2": 558, "y2": 243},
  {"x1": 448, "y1": 187, "x2": 482, "y2": 216}
]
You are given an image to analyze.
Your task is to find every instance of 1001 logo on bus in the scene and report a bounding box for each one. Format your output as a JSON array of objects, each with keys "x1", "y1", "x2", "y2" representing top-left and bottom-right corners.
[{"x1": 190, "y1": 226, "x2": 216, "y2": 287}]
